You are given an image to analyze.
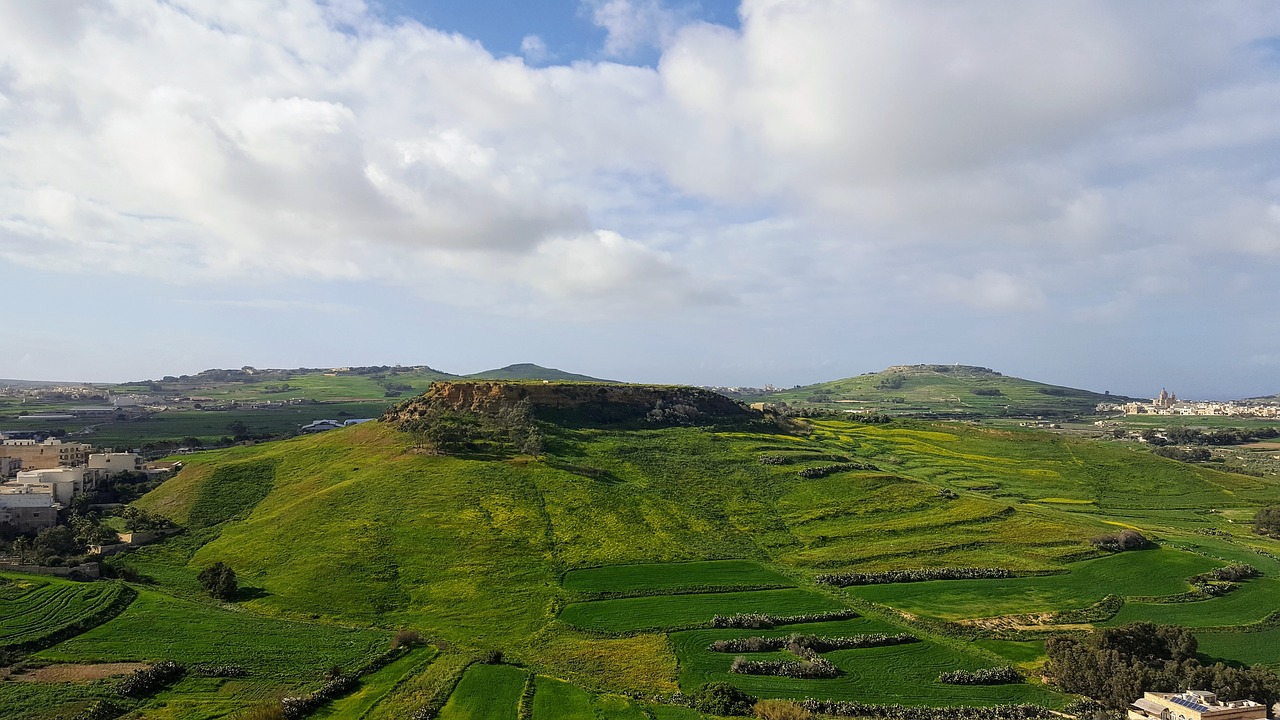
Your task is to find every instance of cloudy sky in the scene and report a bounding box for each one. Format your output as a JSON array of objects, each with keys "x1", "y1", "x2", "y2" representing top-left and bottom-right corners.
[{"x1": 3, "y1": 0, "x2": 1280, "y2": 398}]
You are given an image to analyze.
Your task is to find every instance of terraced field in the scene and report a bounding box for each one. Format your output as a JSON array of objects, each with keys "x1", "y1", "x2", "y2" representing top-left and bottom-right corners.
[
  {"x1": 559, "y1": 588, "x2": 843, "y2": 633},
  {"x1": 562, "y1": 560, "x2": 794, "y2": 594},
  {"x1": 0, "y1": 574, "x2": 134, "y2": 651},
  {"x1": 437, "y1": 663, "x2": 527, "y2": 720},
  {"x1": 849, "y1": 548, "x2": 1220, "y2": 620}
]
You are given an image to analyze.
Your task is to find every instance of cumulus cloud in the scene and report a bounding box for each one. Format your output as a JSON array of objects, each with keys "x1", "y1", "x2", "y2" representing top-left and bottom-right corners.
[{"x1": 2, "y1": 0, "x2": 1280, "y2": 328}]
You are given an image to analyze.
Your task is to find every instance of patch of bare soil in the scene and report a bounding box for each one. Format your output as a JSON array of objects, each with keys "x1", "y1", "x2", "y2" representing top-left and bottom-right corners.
[{"x1": 4, "y1": 662, "x2": 147, "y2": 683}]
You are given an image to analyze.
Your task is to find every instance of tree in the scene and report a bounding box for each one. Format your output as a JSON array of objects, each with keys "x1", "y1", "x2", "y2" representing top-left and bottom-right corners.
[
  {"x1": 227, "y1": 421, "x2": 250, "y2": 438},
  {"x1": 692, "y1": 682, "x2": 756, "y2": 716},
  {"x1": 198, "y1": 562, "x2": 238, "y2": 601},
  {"x1": 1255, "y1": 506, "x2": 1280, "y2": 538}
]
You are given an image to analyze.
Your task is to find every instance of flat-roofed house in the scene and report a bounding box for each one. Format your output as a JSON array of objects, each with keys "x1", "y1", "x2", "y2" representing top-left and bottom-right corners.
[{"x1": 1130, "y1": 692, "x2": 1271, "y2": 720}]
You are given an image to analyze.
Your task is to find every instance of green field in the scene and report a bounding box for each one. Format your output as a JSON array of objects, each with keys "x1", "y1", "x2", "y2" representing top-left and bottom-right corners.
[
  {"x1": 850, "y1": 548, "x2": 1220, "y2": 620},
  {"x1": 561, "y1": 560, "x2": 793, "y2": 594},
  {"x1": 311, "y1": 646, "x2": 439, "y2": 719},
  {"x1": 0, "y1": 574, "x2": 132, "y2": 650},
  {"x1": 559, "y1": 588, "x2": 845, "y2": 633},
  {"x1": 672, "y1": 619, "x2": 1065, "y2": 707},
  {"x1": 3, "y1": 392, "x2": 1278, "y2": 718},
  {"x1": 37, "y1": 589, "x2": 389, "y2": 679},
  {"x1": 437, "y1": 663, "x2": 527, "y2": 720}
]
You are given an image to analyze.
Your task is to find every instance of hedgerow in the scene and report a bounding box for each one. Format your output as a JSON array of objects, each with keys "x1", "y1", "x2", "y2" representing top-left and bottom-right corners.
[
  {"x1": 710, "y1": 610, "x2": 859, "y2": 629},
  {"x1": 938, "y1": 666, "x2": 1023, "y2": 685},
  {"x1": 71, "y1": 700, "x2": 126, "y2": 720},
  {"x1": 709, "y1": 633, "x2": 916, "y2": 653},
  {"x1": 798, "y1": 462, "x2": 877, "y2": 479},
  {"x1": 731, "y1": 642, "x2": 838, "y2": 679},
  {"x1": 797, "y1": 701, "x2": 1051, "y2": 720},
  {"x1": 815, "y1": 568, "x2": 1014, "y2": 587}
]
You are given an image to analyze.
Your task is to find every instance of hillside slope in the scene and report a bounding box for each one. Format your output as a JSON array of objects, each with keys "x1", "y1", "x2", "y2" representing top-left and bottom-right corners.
[
  {"x1": 464, "y1": 363, "x2": 616, "y2": 383},
  {"x1": 753, "y1": 364, "x2": 1132, "y2": 418},
  {"x1": 129, "y1": 400, "x2": 1280, "y2": 695}
]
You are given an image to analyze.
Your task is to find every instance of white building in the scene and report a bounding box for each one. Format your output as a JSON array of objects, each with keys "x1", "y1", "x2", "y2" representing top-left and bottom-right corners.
[
  {"x1": 0, "y1": 484, "x2": 58, "y2": 531},
  {"x1": 88, "y1": 453, "x2": 142, "y2": 476},
  {"x1": 12, "y1": 467, "x2": 91, "y2": 505}
]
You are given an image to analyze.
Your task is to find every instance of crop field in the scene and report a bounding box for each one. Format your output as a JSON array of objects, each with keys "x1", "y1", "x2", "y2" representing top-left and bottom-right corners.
[
  {"x1": 670, "y1": 620, "x2": 1066, "y2": 707},
  {"x1": 37, "y1": 589, "x2": 390, "y2": 679},
  {"x1": 561, "y1": 560, "x2": 794, "y2": 594},
  {"x1": 0, "y1": 681, "x2": 122, "y2": 720},
  {"x1": 1197, "y1": 627, "x2": 1280, "y2": 668},
  {"x1": 311, "y1": 646, "x2": 439, "y2": 719},
  {"x1": 1105, "y1": 576, "x2": 1280, "y2": 628},
  {"x1": 437, "y1": 663, "x2": 527, "y2": 720},
  {"x1": 850, "y1": 548, "x2": 1220, "y2": 620},
  {"x1": 529, "y1": 677, "x2": 657, "y2": 720},
  {"x1": 0, "y1": 575, "x2": 132, "y2": 650},
  {"x1": 558, "y1": 588, "x2": 845, "y2": 633}
]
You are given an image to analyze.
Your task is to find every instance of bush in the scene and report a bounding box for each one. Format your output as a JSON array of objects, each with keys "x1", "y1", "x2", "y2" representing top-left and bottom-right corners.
[
  {"x1": 1255, "y1": 506, "x2": 1280, "y2": 538},
  {"x1": 693, "y1": 682, "x2": 757, "y2": 716},
  {"x1": 1088, "y1": 530, "x2": 1151, "y2": 552},
  {"x1": 798, "y1": 462, "x2": 877, "y2": 479},
  {"x1": 117, "y1": 660, "x2": 185, "y2": 697},
  {"x1": 710, "y1": 633, "x2": 915, "y2": 653},
  {"x1": 816, "y1": 567, "x2": 1014, "y2": 587},
  {"x1": 192, "y1": 664, "x2": 248, "y2": 677},
  {"x1": 391, "y1": 629, "x2": 424, "y2": 649},
  {"x1": 198, "y1": 562, "x2": 238, "y2": 601},
  {"x1": 938, "y1": 667, "x2": 1023, "y2": 685},
  {"x1": 755, "y1": 700, "x2": 813, "y2": 720},
  {"x1": 72, "y1": 700, "x2": 126, "y2": 720}
]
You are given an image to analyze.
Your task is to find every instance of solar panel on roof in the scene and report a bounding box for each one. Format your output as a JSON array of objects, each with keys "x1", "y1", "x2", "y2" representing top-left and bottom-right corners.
[{"x1": 1171, "y1": 697, "x2": 1210, "y2": 713}]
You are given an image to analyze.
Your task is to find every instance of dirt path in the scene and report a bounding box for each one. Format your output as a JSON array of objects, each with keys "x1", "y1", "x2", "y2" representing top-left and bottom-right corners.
[{"x1": 1, "y1": 662, "x2": 147, "y2": 683}]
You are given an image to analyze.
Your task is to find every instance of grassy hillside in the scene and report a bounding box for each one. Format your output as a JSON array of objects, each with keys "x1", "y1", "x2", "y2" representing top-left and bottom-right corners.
[
  {"x1": 11, "y1": 394, "x2": 1279, "y2": 718},
  {"x1": 751, "y1": 364, "x2": 1130, "y2": 419}
]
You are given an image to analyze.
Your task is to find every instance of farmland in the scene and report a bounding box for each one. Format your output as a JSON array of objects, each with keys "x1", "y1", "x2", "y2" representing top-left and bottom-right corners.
[
  {"x1": 0, "y1": 574, "x2": 133, "y2": 652},
  {"x1": 4, "y1": 384, "x2": 1280, "y2": 718}
]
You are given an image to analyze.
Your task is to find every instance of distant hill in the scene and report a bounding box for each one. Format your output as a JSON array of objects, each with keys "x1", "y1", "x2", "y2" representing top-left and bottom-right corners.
[
  {"x1": 464, "y1": 363, "x2": 617, "y2": 383},
  {"x1": 751, "y1": 364, "x2": 1135, "y2": 419}
]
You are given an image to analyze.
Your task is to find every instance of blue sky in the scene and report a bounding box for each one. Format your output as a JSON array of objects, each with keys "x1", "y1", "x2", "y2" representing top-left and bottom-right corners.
[{"x1": 2, "y1": 1, "x2": 1280, "y2": 399}]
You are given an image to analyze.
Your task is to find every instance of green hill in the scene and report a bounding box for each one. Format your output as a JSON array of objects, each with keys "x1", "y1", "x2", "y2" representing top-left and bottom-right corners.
[
  {"x1": 11, "y1": 382, "x2": 1280, "y2": 718},
  {"x1": 464, "y1": 363, "x2": 616, "y2": 383},
  {"x1": 753, "y1": 364, "x2": 1133, "y2": 419}
]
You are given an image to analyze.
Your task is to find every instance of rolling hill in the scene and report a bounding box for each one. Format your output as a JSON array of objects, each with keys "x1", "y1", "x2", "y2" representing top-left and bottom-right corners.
[
  {"x1": 7, "y1": 382, "x2": 1280, "y2": 718},
  {"x1": 749, "y1": 364, "x2": 1134, "y2": 419}
]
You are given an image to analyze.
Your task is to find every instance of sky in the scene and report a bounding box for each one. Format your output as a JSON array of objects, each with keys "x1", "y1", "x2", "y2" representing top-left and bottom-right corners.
[{"x1": 2, "y1": 1, "x2": 1280, "y2": 399}]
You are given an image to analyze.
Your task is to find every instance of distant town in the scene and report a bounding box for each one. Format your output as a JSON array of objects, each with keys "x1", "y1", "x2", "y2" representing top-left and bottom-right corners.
[{"x1": 1098, "y1": 389, "x2": 1280, "y2": 418}]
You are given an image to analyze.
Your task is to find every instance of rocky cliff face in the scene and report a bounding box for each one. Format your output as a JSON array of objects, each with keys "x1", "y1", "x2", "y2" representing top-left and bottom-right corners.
[{"x1": 382, "y1": 381, "x2": 758, "y2": 425}]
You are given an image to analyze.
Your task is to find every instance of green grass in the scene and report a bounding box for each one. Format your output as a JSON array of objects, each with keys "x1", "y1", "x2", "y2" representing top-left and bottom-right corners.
[
  {"x1": 1197, "y1": 627, "x2": 1280, "y2": 668},
  {"x1": 671, "y1": 619, "x2": 1066, "y2": 707},
  {"x1": 1106, "y1": 577, "x2": 1280, "y2": 628},
  {"x1": 532, "y1": 676, "x2": 596, "y2": 720},
  {"x1": 562, "y1": 560, "x2": 793, "y2": 594},
  {"x1": 311, "y1": 646, "x2": 439, "y2": 719},
  {"x1": 0, "y1": 682, "x2": 122, "y2": 720},
  {"x1": 850, "y1": 548, "x2": 1220, "y2": 620},
  {"x1": 37, "y1": 588, "x2": 390, "y2": 679},
  {"x1": 186, "y1": 458, "x2": 278, "y2": 529},
  {"x1": 437, "y1": 663, "x2": 527, "y2": 720},
  {"x1": 559, "y1": 588, "x2": 845, "y2": 633},
  {"x1": 0, "y1": 574, "x2": 131, "y2": 650}
]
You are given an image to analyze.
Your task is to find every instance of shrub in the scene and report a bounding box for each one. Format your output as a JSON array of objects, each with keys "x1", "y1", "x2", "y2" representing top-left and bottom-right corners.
[
  {"x1": 710, "y1": 633, "x2": 915, "y2": 653},
  {"x1": 1255, "y1": 506, "x2": 1280, "y2": 538},
  {"x1": 798, "y1": 462, "x2": 877, "y2": 479},
  {"x1": 1088, "y1": 530, "x2": 1151, "y2": 552},
  {"x1": 391, "y1": 629, "x2": 424, "y2": 649},
  {"x1": 693, "y1": 682, "x2": 757, "y2": 716},
  {"x1": 198, "y1": 561, "x2": 238, "y2": 601},
  {"x1": 117, "y1": 660, "x2": 185, "y2": 697},
  {"x1": 72, "y1": 700, "x2": 126, "y2": 720},
  {"x1": 192, "y1": 664, "x2": 248, "y2": 677},
  {"x1": 938, "y1": 667, "x2": 1023, "y2": 685},
  {"x1": 479, "y1": 649, "x2": 503, "y2": 664},
  {"x1": 815, "y1": 567, "x2": 1014, "y2": 586},
  {"x1": 755, "y1": 699, "x2": 813, "y2": 720}
]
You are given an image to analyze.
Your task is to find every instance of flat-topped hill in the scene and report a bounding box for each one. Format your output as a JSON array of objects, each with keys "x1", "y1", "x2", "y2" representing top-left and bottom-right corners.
[{"x1": 383, "y1": 381, "x2": 757, "y2": 425}]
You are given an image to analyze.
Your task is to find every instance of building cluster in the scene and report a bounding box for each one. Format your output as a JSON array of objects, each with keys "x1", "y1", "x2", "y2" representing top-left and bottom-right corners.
[
  {"x1": 1099, "y1": 389, "x2": 1280, "y2": 418},
  {"x1": 1129, "y1": 691, "x2": 1273, "y2": 720},
  {"x1": 0, "y1": 436, "x2": 164, "y2": 533}
]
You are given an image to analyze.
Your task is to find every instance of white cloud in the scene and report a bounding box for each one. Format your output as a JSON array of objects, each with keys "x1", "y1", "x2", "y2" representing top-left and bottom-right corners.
[
  {"x1": 520, "y1": 34, "x2": 550, "y2": 64},
  {"x1": 2, "y1": 0, "x2": 1280, "y2": 330}
]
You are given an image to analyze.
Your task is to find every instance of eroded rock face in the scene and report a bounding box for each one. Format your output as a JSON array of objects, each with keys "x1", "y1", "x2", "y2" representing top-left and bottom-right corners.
[{"x1": 382, "y1": 381, "x2": 757, "y2": 425}]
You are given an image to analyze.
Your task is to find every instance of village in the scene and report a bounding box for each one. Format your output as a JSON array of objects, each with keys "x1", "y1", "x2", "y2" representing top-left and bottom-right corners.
[{"x1": 1099, "y1": 389, "x2": 1280, "y2": 418}]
